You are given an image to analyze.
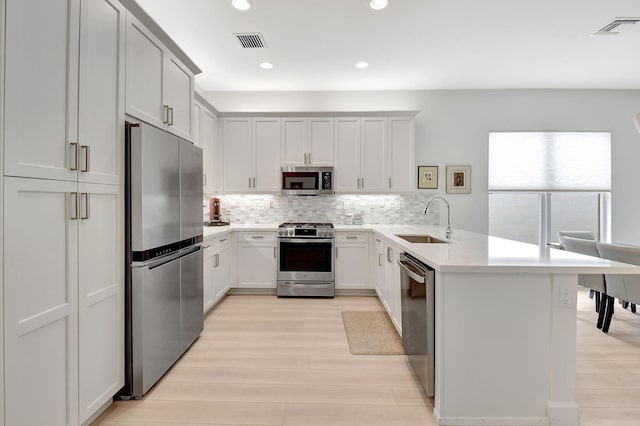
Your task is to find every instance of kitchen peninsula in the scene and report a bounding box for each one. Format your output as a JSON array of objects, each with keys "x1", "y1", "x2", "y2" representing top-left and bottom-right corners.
[{"x1": 204, "y1": 223, "x2": 640, "y2": 426}]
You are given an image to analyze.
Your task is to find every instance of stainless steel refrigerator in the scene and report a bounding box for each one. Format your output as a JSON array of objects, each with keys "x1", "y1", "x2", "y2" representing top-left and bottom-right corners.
[{"x1": 121, "y1": 119, "x2": 203, "y2": 399}]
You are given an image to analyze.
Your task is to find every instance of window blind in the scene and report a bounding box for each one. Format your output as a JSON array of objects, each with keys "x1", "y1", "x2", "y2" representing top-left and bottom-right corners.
[{"x1": 488, "y1": 132, "x2": 611, "y2": 191}]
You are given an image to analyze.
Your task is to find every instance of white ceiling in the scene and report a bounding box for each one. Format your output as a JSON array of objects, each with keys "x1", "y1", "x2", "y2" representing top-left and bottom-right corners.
[{"x1": 136, "y1": 0, "x2": 640, "y2": 91}]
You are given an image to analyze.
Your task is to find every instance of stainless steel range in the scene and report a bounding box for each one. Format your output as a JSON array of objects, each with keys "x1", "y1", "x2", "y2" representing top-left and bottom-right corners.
[{"x1": 277, "y1": 222, "x2": 335, "y2": 297}]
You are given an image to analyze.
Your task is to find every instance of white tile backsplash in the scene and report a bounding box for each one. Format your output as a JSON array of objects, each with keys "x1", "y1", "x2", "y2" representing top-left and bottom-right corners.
[{"x1": 203, "y1": 193, "x2": 442, "y2": 225}]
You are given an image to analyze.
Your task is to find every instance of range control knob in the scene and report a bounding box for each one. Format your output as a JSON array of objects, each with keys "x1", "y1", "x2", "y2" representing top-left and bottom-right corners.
[{"x1": 288, "y1": 229, "x2": 294, "y2": 237}]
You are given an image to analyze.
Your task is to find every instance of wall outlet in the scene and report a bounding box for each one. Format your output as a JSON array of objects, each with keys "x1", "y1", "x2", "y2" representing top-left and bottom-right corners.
[{"x1": 559, "y1": 288, "x2": 571, "y2": 308}]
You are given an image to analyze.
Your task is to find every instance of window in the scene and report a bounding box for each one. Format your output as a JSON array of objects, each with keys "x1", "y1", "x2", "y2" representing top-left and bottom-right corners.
[{"x1": 488, "y1": 132, "x2": 611, "y2": 245}]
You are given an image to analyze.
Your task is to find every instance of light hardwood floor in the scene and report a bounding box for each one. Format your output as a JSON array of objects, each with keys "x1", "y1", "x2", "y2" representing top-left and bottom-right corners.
[{"x1": 94, "y1": 289, "x2": 640, "y2": 426}]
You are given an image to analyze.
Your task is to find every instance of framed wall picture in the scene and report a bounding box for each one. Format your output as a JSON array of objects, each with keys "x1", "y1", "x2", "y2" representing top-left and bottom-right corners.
[
  {"x1": 417, "y1": 166, "x2": 438, "y2": 189},
  {"x1": 446, "y1": 165, "x2": 471, "y2": 194}
]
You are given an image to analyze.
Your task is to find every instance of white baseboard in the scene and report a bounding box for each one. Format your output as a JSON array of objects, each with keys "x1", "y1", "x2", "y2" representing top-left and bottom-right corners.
[
  {"x1": 547, "y1": 402, "x2": 579, "y2": 426},
  {"x1": 434, "y1": 408, "x2": 548, "y2": 426}
]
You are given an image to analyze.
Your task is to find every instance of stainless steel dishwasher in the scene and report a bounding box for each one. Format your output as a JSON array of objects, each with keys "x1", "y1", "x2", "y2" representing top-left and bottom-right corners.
[{"x1": 398, "y1": 252, "x2": 435, "y2": 396}]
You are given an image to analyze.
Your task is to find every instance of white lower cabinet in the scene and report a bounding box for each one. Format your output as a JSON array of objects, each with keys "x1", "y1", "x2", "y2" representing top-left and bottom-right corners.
[
  {"x1": 236, "y1": 232, "x2": 277, "y2": 288},
  {"x1": 203, "y1": 233, "x2": 232, "y2": 312},
  {"x1": 382, "y1": 241, "x2": 402, "y2": 334},
  {"x1": 372, "y1": 235, "x2": 385, "y2": 298},
  {"x1": 335, "y1": 231, "x2": 371, "y2": 289},
  {"x1": 3, "y1": 177, "x2": 123, "y2": 425}
]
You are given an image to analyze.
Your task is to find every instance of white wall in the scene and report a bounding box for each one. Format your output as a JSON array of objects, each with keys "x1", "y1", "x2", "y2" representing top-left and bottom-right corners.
[{"x1": 204, "y1": 89, "x2": 640, "y2": 245}]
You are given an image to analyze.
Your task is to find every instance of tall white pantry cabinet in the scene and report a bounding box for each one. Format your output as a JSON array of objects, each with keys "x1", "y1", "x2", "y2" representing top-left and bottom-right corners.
[{"x1": 2, "y1": 0, "x2": 125, "y2": 424}]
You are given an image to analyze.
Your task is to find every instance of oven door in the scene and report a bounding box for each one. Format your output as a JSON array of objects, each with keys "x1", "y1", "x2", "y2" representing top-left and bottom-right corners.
[{"x1": 277, "y1": 238, "x2": 335, "y2": 282}]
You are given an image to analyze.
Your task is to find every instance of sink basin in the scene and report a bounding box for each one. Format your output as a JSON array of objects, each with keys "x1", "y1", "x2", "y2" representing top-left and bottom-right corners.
[{"x1": 395, "y1": 234, "x2": 448, "y2": 244}]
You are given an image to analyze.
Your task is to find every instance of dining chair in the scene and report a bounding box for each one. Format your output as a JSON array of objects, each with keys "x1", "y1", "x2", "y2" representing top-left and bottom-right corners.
[
  {"x1": 560, "y1": 235, "x2": 607, "y2": 329},
  {"x1": 595, "y1": 242, "x2": 640, "y2": 333}
]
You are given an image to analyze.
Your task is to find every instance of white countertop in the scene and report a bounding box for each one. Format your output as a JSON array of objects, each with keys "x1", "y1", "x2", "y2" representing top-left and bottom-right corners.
[{"x1": 203, "y1": 223, "x2": 640, "y2": 274}]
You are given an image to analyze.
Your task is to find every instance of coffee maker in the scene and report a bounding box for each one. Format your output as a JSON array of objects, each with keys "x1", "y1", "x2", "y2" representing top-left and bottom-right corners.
[{"x1": 209, "y1": 197, "x2": 221, "y2": 222}]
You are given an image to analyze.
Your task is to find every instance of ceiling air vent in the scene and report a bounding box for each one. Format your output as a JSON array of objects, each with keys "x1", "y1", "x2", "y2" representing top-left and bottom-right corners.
[
  {"x1": 593, "y1": 18, "x2": 640, "y2": 35},
  {"x1": 233, "y1": 32, "x2": 267, "y2": 48}
]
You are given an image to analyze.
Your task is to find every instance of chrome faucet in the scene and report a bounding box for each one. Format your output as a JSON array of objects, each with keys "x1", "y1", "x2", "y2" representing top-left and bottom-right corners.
[{"x1": 423, "y1": 195, "x2": 453, "y2": 239}]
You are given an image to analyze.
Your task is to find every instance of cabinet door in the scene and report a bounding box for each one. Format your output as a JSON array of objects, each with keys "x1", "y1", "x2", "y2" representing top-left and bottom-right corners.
[
  {"x1": 254, "y1": 118, "x2": 281, "y2": 191},
  {"x1": 373, "y1": 236, "x2": 385, "y2": 296},
  {"x1": 4, "y1": 0, "x2": 79, "y2": 182},
  {"x1": 202, "y1": 109, "x2": 217, "y2": 193},
  {"x1": 334, "y1": 118, "x2": 360, "y2": 191},
  {"x1": 193, "y1": 101, "x2": 203, "y2": 148},
  {"x1": 382, "y1": 244, "x2": 394, "y2": 315},
  {"x1": 125, "y1": 14, "x2": 164, "y2": 128},
  {"x1": 335, "y1": 243, "x2": 371, "y2": 289},
  {"x1": 77, "y1": 182, "x2": 124, "y2": 423},
  {"x1": 237, "y1": 244, "x2": 277, "y2": 288},
  {"x1": 78, "y1": 0, "x2": 125, "y2": 186},
  {"x1": 203, "y1": 245, "x2": 216, "y2": 312},
  {"x1": 282, "y1": 118, "x2": 306, "y2": 166},
  {"x1": 391, "y1": 246, "x2": 402, "y2": 334},
  {"x1": 216, "y1": 246, "x2": 231, "y2": 299},
  {"x1": 223, "y1": 118, "x2": 253, "y2": 192},
  {"x1": 388, "y1": 117, "x2": 415, "y2": 192},
  {"x1": 308, "y1": 118, "x2": 334, "y2": 166},
  {"x1": 361, "y1": 117, "x2": 387, "y2": 192},
  {"x1": 4, "y1": 177, "x2": 79, "y2": 426},
  {"x1": 164, "y1": 54, "x2": 194, "y2": 140}
]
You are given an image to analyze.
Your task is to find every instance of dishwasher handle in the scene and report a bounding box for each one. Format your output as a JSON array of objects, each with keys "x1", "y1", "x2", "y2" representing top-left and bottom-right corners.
[{"x1": 397, "y1": 259, "x2": 426, "y2": 284}]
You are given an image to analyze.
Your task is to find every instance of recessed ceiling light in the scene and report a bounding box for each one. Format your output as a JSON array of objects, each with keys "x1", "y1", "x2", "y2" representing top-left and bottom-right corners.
[
  {"x1": 369, "y1": 0, "x2": 388, "y2": 10},
  {"x1": 260, "y1": 62, "x2": 273, "y2": 69},
  {"x1": 355, "y1": 61, "x2": 369, "y2": 69},
  {"x1": 231, "y1": 0, "x2": 251, "y2": 11}
]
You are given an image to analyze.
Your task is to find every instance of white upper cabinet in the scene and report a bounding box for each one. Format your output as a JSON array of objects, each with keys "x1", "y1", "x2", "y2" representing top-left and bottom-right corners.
[
  {"x1": 335, "y1": 117, "x2": 386, "y2": 192},
  {"x1": 223, "y1": 117, "x2": 281, "y2": 192},
  {"x1": 223, "y1": 118, "x2": 253, "y2": 192},
  {"x1": 201, "y1": 107, "x2": 218, "y2": 193},
  {"x1": 125, "y1": 13, "x2": 194, "y2": 141},
  {"x1": 334, "y1": 118, "x2": 361, "y2": 191},
  {"x1": 163, "y1": 54, "x2": 194, "y2": 139},
  {"x1": 335, "y1": 116, "x2": 415, "y2": 193},
  {"x1": 282, "y1": 117, "x2": 333, "y2": 166},
  {"x1": 387, "y1": 117, "x2": 415, "y2": 192},
  {"x1": 253, "y1": 117, "x2": 281, "y2": 191},
  {"x1": 192, "y1": 101, "x2": 203, "y2": 148},
  {"x1": 3, "y1": 0, "x2": 80, "y2": 182},
  {"x1": 361, "y1": 117, "x2": 387, "y2": 192},
  {"x1": 78, "y1": 0, "x2": 125, "y2": 186}
]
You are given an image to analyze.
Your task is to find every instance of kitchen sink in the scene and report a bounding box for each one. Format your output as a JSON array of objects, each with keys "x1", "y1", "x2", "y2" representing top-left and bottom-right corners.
[{"x1": 395, "y1": 234, "x2": 448, "y2": 244}]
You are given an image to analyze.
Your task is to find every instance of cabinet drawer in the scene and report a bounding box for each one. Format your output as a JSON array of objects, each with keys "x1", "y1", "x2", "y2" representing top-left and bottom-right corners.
[
  {"x1": 204, "y1": 233, "x2": 231, "y2": 250},
  {"x1": 336, "y1": 232, "x2": 369, "y2": 243},
  {"x1": 237, "y1": 231, "x2": 276, "y2": 243}
]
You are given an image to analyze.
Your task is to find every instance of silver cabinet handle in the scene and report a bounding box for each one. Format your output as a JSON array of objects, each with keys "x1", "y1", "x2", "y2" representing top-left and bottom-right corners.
[
  {"x1": 80, "y1": 145, "x2": 90, "y2": 172},
  {"x1": 203, "y1": 174, "x2": 207, "y2": 185},
  {"x1": 361, "y1": 177, "x2": 364, "y2": 188},
  {"x1": 388, "y1": 177, "x2": 391, "y2": 188},
  {"x1": 80, "y1": 193, "x2": 90, "y2": 219},
  {"x1": 304, "y1": 153, "x2": 307, "y2": 164},
  {"x1": 378, "y1": 253, "x2": 382, "y2": 267},
  {"x1": 336, "y1": 247, "x2": 339, "y2": 258},
  {"x1": 308, "y1": 152, "x2": 311, "y2": 164},
  {"x1": 69, "y1": 192, "x2": 79, "y2": 220},
  {"x1": 346, "y1": 236, "x2": 358, "y2": 240},
  {"x1": 387, "y1": 246, "x2": 391, "y2": 263},
  {"x1": 356, "y1": 178, "x2": 360, "y2": 189},
  {"x1": 163, "y1": 105, "x2": 169, "y2": 124},
  {"x1": 168, "y1": 107, "x2": 174, "y2": 126},
  {"x1": 251, "y1": 235, "x2": 264, "y2": 239},
  {"x1": 376, "y1": 238, "x2": 381, "y2": 243},
  {"x1": 69, "y1": 142, "x2": 79, "y2": 171},
  {"x1": 273, "y1": 246, "x2": 276, "y2": 258},
  {"x1": 253, "y1": 177, "x2": 256, "y2": 188},
  {"x1": 213, "y1": 253, "x2": 220, "y2": 268},
  {"x1": 249, "y1": 177, "x2": 252, "y2": 188},
  {"x1": 220, "y1": 238, "x2": 227, "y2": 243}
]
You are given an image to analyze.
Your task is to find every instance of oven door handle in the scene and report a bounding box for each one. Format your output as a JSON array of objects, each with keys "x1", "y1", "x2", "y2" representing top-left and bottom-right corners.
[{"x1": 278, "y1": 238, "x2": 334, "y2": 244}]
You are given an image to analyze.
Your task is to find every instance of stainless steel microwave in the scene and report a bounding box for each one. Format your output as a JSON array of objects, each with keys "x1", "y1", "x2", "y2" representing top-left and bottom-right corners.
[{"x1": 281, "y1": 166, "x2": 333, "y2": 195}]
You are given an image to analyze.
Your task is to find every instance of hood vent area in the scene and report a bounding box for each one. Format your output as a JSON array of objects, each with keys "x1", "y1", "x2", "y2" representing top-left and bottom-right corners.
[
  {"x1": 234, "y1": 32, "x2": 267, "y2": 48},
  {"x1": 593, "y1": 18, "x2": 640, "y2": 35}
]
